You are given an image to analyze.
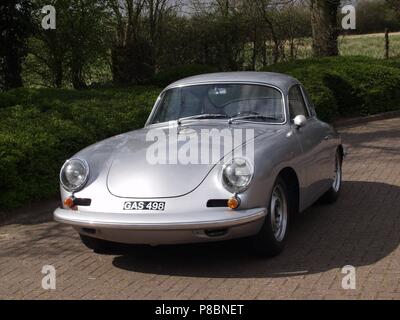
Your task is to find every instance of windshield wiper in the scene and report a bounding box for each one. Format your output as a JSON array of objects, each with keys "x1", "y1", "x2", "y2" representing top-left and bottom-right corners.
[
  {"x1": 229, "y1": 115, "x2": 280, "y2": 124},
  {"x1": 178, "y1": 114, "x2": 228, "y2": 125}
]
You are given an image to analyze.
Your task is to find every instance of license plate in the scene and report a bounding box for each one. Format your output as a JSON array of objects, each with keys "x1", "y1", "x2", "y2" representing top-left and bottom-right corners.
[{"x1": 123, "y1": 201, "x2": 165, "y2": 211}]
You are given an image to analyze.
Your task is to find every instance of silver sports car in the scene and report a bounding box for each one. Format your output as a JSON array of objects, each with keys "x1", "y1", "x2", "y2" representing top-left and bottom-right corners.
[{"x1": 54, "y1": 72, "x2": 344, "y2": 257}]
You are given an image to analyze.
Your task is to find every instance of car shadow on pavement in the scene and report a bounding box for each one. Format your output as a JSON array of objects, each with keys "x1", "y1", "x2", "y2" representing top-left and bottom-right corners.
[
  {"x1": 112, "y1": 181, "x2": 400, "y2": 278},
  {"x1": 0, "y1": 199, "x2": 58, "y2": 227}
]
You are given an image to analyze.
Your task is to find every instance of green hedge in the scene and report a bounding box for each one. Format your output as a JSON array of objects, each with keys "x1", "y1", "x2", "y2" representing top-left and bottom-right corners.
[
  {"x1": 0, "y1": 87, "x2": 160, "y2": 209},
  {"x1": 2, "y1": 57, "x2": 400, "y2": 209},
  {"x1": 263, "y1": 56, "x2": 400, "y2": 122},
  {"x1": 152, "y1": 64, "x2": 219, "y2": 87}
]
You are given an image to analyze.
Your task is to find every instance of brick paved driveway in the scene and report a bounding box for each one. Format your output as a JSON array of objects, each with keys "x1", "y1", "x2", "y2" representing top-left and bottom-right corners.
[{"x1": 1, "y1": 117, "x2": 400, "y2": 300}]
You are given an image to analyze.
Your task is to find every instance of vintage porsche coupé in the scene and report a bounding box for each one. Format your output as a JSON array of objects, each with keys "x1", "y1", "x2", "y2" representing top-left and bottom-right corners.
[{"x1": 54, "y1": 72, "x2": 344, "y2": 257}]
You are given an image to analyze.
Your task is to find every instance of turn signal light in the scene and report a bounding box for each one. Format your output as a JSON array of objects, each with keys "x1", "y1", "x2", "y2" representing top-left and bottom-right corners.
[
  {"x1": 227, "y1": 197, "x2": 240, "y2": 210},
  {"x1": 64, "y1": 197, "x2": 77, "y2": 210}
]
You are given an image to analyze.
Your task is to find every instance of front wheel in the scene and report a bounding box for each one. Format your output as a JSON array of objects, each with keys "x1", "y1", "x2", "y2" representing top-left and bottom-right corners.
[
  {"x1": 251, "y1": 177, "x2": 290, "y2": 257},
  {"x1": 320, "y1": 150, "x2": 342, "y2": 204}
]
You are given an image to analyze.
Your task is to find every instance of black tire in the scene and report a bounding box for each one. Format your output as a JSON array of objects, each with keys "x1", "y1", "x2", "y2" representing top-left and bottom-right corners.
[
  {"x1": 251, "y1": 176, "x2": 290, "y2": 258},
  {"x1": 320, "y1": 150, "x2": 343, "y2": 204},
  {"x1": 79, "y1": 234, "x2": 117, "y2": 254}
]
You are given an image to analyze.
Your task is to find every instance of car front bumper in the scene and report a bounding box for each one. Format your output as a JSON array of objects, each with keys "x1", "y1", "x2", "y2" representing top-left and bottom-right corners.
[{"x1": 53, "y1": 207, "x2": 266, "y2": 245}]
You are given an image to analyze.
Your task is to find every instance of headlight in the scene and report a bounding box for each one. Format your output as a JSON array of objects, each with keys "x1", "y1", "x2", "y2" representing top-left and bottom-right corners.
[
  {"x1": 60, "y1": 158, "x2": 89, "y2": 192},
  {"x1": 222, "y1": 158, "x2": 253, "y2": 193}
]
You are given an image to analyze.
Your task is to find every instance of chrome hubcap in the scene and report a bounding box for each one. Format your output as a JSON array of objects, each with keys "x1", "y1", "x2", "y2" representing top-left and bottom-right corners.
[
  {"x1": 270, "y1": 185, "x2": 288, "y2": 242},
  {"x1": 333, "y1": 155, "x2": 342, "y2": 192}
]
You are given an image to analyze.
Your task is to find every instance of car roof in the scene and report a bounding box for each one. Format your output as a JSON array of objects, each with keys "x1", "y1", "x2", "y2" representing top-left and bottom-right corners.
[{"x1": 165, "y1": 72, "x2": 300, "y2": 93}]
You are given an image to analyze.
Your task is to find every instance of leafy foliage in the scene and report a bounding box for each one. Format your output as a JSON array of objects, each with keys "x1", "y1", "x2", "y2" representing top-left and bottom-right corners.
[
  {"x1": 0, "y1": 86, "x2": 160, "y2": 208},
  {"x1": 2, "y1": 57, "x2": 400, "y2": 209},
  {"x1": 24, "y1": 0, "x2": 112, "y2": 89},
  {"x1": 152, "y1": 65, "x2": 219, "y2": 87},
  {"x1": 358, "y1": 0, "x2": 400, "y2": 34},
  {"x1": 264, "y1": 56, "x2": 400, "y2": 122},
  {"x1": 0, "y1": 0, "x2": 34, "y2": 90}
]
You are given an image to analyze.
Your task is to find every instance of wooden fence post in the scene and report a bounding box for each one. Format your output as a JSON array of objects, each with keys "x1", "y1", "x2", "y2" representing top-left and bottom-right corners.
[{"x1": 385, "y1": 28, "x2": 390, "y2": 59}]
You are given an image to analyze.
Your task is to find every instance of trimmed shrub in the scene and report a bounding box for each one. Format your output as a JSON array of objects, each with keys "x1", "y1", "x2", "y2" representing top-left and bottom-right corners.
[
  {"x1": 0, "y1": 86, "x2": 160, "y2": 209},
  {"x1": 152, "y1": 64, "x2": 219, "y2": 87},
  {"x1": 2, "y1": 57, "x2": 400, "y2": 209},
  {"x1": 264, "y1": 56, "x2": 400, "y2": 122}
]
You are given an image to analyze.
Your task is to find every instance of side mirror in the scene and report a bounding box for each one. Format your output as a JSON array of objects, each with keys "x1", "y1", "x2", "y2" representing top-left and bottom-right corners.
[{"x1": 294, "y1": 115, "x2": 307, "y2": 129}]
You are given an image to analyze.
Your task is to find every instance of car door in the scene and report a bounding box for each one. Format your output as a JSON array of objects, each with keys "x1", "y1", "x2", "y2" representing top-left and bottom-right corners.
[
  {"x1": 288, "y1": 85, "x2": 328, "y2": 208},
  {"x1": 300, "y1": 85, "x2": 336, "y2": 191}
]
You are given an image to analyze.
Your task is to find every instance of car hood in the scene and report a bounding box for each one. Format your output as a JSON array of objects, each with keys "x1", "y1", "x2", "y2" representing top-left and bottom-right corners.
[{"x1": 97, "y1": 123, "x2": 283, "y2": 198}]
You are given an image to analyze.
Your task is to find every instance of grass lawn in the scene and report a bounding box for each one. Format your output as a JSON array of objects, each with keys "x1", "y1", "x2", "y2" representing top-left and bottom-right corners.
[
  {"x1": 339, "y1": 32, "x2": 400, "y2": 59},
  {"x1": 290, "y1": 32, "x2": 400, "y2": 60}
]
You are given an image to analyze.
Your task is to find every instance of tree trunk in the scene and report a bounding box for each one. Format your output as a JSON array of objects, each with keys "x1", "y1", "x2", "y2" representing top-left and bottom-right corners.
[
  {"x1": 261, "y1": 36, "x2": 267, "y2": 67},
  {"x1": 310, "y1": 0, "x2": 340, "y2": 57},
  {"x1": 71, "y1": 58, "x2": 86, "y2": 90},
  {"x1": 290, "y1": 39, "x2": 295, "y2": 60},
  {"x1": 53, "y1": 59, "x2": 63, "y2": 88},
  {"x1": 263, "y1": 16, "x2": 279, "y2": 64},
  {"x1": 251, "y1": 26, "x2": 258, "y2": 70},
  {"x1": 2, "y1": 53, "x2": 23, "y2": 90}
]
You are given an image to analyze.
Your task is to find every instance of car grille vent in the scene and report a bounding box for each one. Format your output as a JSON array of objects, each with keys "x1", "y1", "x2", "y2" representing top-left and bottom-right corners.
[{"x1": 207, "y1": 200, "x2": 228, "y2": 208}]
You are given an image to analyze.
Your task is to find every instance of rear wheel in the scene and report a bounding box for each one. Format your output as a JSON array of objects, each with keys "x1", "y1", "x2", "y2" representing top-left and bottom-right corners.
[
  {"x1": 251, "y1": 177, "x2": 290, "y2": 257},
  {"x1": 320, "y1": 150, "x2": 342, "y2": 204}
]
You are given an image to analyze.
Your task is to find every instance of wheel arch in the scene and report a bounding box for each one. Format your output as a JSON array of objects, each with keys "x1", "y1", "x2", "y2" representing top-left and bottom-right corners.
[{"x1": 277, "y1": 167, "x2": 300, "y2": 216}]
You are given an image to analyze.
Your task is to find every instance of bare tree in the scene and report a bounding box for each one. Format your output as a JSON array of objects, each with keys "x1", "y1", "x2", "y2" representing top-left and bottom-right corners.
[
  {"x1": 254, "y1": 0, "x2": 282, "y2": 64},
  {"x1": 108, "y1": 0, "x2": 146, "y2": 46},
  {"x1": 146, "y1": 0, "x2": 181, "y2": 67},
  {"x1": 109, "y1": 0, "x2": 182, "y2": 83}
]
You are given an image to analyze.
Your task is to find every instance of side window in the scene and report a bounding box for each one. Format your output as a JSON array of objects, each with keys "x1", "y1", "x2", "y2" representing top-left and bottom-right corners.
[
  {"x1": 288, "y1": 85, "x2": 310, "y2": 120},
  {"x1": 301, "y1": 86, "x2": 317, "y2": 117}
]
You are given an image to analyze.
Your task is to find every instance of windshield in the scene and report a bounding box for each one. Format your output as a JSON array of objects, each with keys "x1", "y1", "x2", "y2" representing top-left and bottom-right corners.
[{"x1": 149, "y1": 84, "x2": 285, "y2": 125}]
